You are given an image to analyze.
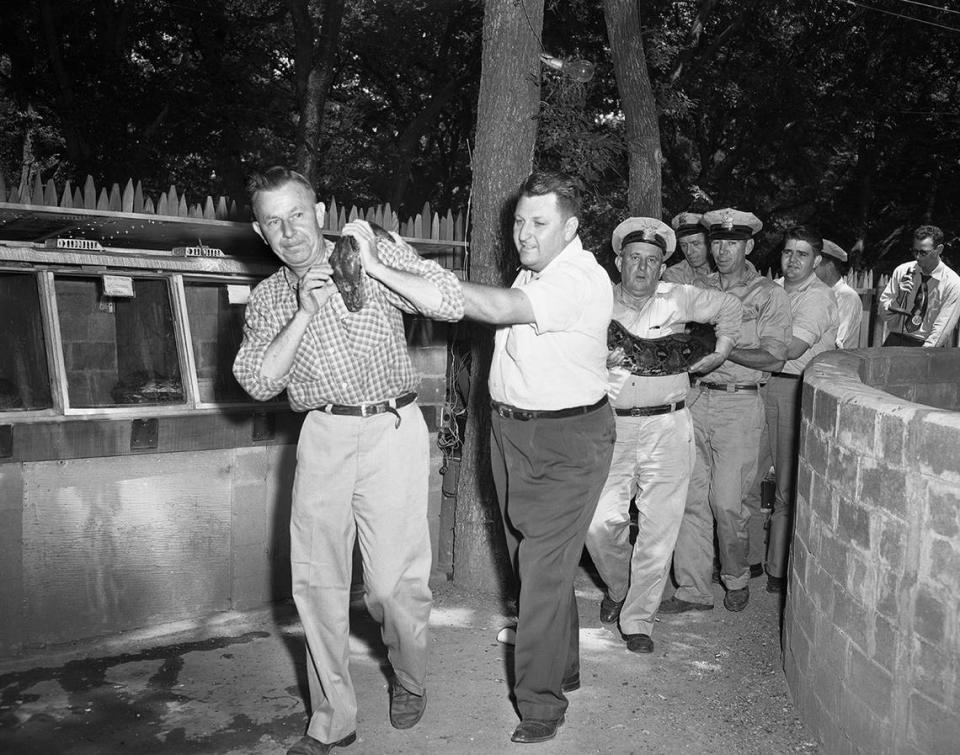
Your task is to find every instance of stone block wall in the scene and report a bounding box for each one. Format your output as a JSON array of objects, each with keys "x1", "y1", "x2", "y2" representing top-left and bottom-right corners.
[{"x1": 784, "y1": 348, "x2": 960, "y2": 754}]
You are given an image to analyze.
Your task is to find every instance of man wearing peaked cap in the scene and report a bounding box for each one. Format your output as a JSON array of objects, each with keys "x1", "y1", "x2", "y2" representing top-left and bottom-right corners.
[
  {"x1": 661, "y1": 206, "x2": 792, "y2": 615},
  {"x1": 663, "y1": 212, "x2": 714, "y2": 286},
  {"x1": 611, "y1": 216, "x2": 677, "y2": 260},
  {"x1": 586, "y1": 216, "x2": 742, "y2": 654},
  {"x1": 815, "y1": 239, "x2": 863, "y2": 349},
  {"x1": 702, "y1": 208, "x2": 763, "y2": 240}
]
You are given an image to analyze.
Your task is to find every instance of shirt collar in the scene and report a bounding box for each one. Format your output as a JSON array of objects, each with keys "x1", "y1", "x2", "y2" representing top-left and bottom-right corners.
[{"x1": 522, "y1": 235, "x2": 584, "y2": 280}]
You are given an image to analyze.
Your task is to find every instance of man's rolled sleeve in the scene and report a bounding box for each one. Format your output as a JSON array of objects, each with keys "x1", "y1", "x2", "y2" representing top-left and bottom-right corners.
[
  {"x1": 519, "y1": 264, "x2": 583, "y2": 333},
  {"x1": 232, "y1": 293, "x2": 293, "y2": 401},
  {"x1": 680, "y1": 286, "x2": 742, "y2": 343},
  {"x1": 757, "y1": 286, "x2": 792, "y2": 360},
  {"x1": 792, "y1": 288, "x2": 836, "y2": 346},
  {"x1": 377, "y1": 234, "x2": 465, "y2": 320}
]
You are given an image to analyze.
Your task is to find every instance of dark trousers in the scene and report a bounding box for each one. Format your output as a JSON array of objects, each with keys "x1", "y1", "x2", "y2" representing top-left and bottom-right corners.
[{"x1": 490, "y1": 403, "x2": 615, "y2": 721}]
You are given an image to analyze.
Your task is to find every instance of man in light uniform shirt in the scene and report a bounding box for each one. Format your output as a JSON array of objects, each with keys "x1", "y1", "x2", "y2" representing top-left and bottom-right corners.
[
  {"x1": 661, "y1": 208, "x2": 791, "y2": 614},
  {"x1": 879, "y1": 224, "x2": 960, "y2": 347},
  {"x1": 745, "y1": 225, "x2": 838, "y2": 593},
  {"x1": 663, "y1": 212, "x2": 714, "y2": 286},
  {"x1": 586, "y1": 217, "x2": 741, "y2": 654},
  {"x1": 814, "y1": 238, "x2": 863, "y2": 348}
]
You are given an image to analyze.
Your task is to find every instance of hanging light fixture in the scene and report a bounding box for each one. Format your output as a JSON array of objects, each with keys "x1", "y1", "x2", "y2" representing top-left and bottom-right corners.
[{"x1": 539, "y1": 53, "x2": 595, "y2": 84}]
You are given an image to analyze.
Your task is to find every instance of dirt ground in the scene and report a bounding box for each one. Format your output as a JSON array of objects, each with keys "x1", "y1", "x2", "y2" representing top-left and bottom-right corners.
[{"x1": 0, "y1": 567, "x2": 820, "y2": 754}]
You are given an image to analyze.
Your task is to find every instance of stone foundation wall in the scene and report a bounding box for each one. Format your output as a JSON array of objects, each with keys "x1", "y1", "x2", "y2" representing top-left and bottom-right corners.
[{"x1": 784, "y1": 348, "x2": 960, "y2": 754}]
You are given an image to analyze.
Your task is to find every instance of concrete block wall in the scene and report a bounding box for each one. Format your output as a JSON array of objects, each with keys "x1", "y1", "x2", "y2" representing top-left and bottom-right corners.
[{"x1": 784, "y1": 348, "x2": 960, "y2": 754}]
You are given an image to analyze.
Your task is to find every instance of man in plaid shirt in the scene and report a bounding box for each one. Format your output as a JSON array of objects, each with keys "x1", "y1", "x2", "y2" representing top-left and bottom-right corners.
[{"x1": 233, "y1": 167, "x2": 463, "y2": 755}]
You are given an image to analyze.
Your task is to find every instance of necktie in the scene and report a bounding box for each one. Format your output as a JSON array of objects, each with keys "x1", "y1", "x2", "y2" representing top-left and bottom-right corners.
[{"x1": 904, "y1": 273, "x2": 931, "y2": 333}]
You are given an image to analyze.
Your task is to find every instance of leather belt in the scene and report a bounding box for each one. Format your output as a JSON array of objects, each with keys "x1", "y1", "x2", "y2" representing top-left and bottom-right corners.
[
  {"x1": 614, "y1": 400, "x2": 685, "y2": 417},
  {"x1": 491, "y1": 396, "x2": 608, "y2": 421},
  {"x1": 698, "y1": 382, "x2": 761, "y2": 392},
  {"x1": 317, "y1": 392, "x2": 417, "y2": 422},
  {"x1": 770, "y1": 372, "x2": 801, "y2": 380}
]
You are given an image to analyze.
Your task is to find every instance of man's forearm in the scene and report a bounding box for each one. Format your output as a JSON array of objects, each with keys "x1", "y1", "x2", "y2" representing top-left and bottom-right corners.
[
  {"x1": 462, "y1": 281, "x2": 535, "y2": 325},
  {"x1": 728, "y1": 346, "x2": 784, "y2": 372},
  {"x1": 260, "y1": 310, "x2": 312, "y2": 380},
  {"x1": 366, "y1": 263, "x2": 443, "y2": 313}
]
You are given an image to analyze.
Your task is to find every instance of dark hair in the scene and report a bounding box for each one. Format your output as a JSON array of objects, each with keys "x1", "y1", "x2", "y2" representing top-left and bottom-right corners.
[
  {"x1": 519, "y1": 170, "x2": 582, "y2": 219},
  {"x1": 783, "y1": 224, "x2": 823, "y2": 254},
  {"x1": 914, "y1": 224, "x2": 944, "y2": 247},
  {"x1": 247, "y1": 166, "x2": 316, "y2": 203}
]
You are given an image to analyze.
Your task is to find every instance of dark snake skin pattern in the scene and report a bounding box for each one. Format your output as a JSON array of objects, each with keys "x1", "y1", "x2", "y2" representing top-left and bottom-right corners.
[
  {"x1": 608, "y1": 320, "x2": 717, "y2": 376},
  {"x1": 329, "y1": 222, "x2": 393, "y2": 312}
]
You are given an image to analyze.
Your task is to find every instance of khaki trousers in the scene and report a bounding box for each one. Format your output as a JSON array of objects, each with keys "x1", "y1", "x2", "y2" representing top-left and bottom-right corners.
[
  {"x1": 672, "y1": 386, "x2": 764, "y2": 604},
  {"x1": 292, "y1": 403, "x2": 432, "y2": 744},
  {"x1": 744, "y1": 375, "x2": 802, "y2": 578},
  {"x1": 586, "y1": 409, "x2": 695, "y2": 635}
]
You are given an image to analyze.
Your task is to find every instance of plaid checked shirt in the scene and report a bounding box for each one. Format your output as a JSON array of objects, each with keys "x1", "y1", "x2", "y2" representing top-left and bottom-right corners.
[{"x1": 233, "y1": 234, "x2": 464, "y2": 410}]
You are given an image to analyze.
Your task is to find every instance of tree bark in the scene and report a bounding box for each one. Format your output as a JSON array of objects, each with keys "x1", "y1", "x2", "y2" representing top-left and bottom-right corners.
[
  {"x1": 290, "y1": 0, "x2": 345, "y2": 186},
  {"x1": 452, "y1": 0, "x2": 543, "y2": 593},
  {"x1": 603, "y1": 0, "x2": 662, "y2": 217}
]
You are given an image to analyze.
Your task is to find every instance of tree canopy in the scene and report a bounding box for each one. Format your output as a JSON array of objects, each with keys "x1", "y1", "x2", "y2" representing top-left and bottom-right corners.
[{"x1": 2, "y1": 0, "x2": 958, "y2": 271}]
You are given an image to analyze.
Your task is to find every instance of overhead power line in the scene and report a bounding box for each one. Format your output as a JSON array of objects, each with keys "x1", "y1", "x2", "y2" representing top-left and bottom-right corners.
[
  {"x1": 889, "y1": 0, "x2": 960, "y2": 17},
  {"x1": 843, "y1": 0, "x2": 960, "y2": 33}
]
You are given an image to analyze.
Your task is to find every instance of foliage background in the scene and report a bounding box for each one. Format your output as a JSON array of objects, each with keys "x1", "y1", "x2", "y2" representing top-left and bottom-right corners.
[{"x1": 1, "y1": 0, "x2": 958, "y2": 272}]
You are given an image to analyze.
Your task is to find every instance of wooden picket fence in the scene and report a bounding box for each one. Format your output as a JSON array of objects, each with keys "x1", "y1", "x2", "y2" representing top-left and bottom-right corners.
[{"x1": 0, "y1": 171, "x2": 468, "y2": 246}]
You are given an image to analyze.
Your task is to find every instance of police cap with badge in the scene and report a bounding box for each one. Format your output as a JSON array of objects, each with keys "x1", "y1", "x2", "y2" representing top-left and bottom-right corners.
[
  {"x1": 671, "y1": 212, "x2": 707, "y2": 241},
  {"x1": 611, "y1": 217, "x2": 677, "y2": 261},
  {"x1": 702, "y1": 208, "x2": 763, "y2": 241}
]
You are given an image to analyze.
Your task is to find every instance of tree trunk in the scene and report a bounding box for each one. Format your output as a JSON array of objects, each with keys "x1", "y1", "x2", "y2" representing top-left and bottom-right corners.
[
  {"x1": 452, "y1": 0, "x2": 543, "y2": 593},
  {"x1": 604, "y1": 0, "x2": 662, "y2": 216},
  {"x1": 290, "y1": 0, "x2": 345, "y2": 186}
]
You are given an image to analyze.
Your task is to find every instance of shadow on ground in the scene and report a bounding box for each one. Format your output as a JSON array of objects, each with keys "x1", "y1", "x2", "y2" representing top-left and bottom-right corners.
[{"x1": 0, "y1": 568, "x2": 819, "y2": 754}]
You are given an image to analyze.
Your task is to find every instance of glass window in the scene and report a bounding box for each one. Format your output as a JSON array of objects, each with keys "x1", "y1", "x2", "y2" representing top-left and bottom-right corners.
[
  {"x1": 55, "y1": 276, "x2": 184, "y2": 407},
  {"x1": 0, "y1": 272, "x2": 53, "y2": 411},
  {"x1": 183, "y1": 281, "x2": 257, "y2": 403}
]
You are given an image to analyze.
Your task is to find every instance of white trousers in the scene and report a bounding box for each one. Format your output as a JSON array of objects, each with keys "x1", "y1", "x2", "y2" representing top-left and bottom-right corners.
[{"x1": 586, "y1": 409, "x2": 695, "y2": 635}]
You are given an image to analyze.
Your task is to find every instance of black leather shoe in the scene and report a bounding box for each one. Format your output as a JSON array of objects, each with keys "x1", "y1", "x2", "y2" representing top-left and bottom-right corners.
[
  {"x1": 723, "y1": 586, "x2": 750, "y2": 612},
  {"x1": 624, "y1": 633, "x2": 654, "y2": 653},
  {"x1": 658, "y1": 595, "x2": 713, "y2": 614},
  {"x1": 560, "y1": 672, "x2": 580, "y2": 693},
  {"x1": 600, "y1": 594, "x2": 624, "y2": 624},
  {"x1": 766, "y1": 575, "x2": 786, "y2": 593},
  {"x1": 511, "y1": 716, "x2": 564, "y2": 743},
  {"x1": 389, "y1": 682, "x2": 426, "y2": 730},
  {"x1": 287, "y1": 732, "x2": 357, "y2": 755}
]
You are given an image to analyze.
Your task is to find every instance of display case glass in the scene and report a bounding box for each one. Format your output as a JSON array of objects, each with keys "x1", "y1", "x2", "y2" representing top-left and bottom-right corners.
[
  {"x1": 0, "y1": 272, "x2": 53, "y2": 411},
  {"x1": 183, "y1": 280, "x2": 258, "y2": 404},
  {"x1": 55, "y1": 275, "x2": 185, "y2": 407}
]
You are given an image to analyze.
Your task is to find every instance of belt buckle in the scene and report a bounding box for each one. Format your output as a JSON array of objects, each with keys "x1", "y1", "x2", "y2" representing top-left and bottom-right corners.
[
  {"x1": 359, "y1": 403, "x2": 378, "y2": 417},
  {"x1": 629, "y1": 407, "x2": 643, "y2": 417},
  {"x1": 725, "y1": 384, "x2": 736, "y2": 393}
]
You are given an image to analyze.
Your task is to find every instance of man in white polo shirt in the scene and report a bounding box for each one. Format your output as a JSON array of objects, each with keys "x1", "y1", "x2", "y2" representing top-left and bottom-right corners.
[
  {"x1": 586, "y1": 217, "x2": 741, "y2": 655},
  {"x1": 457, "y1": 170, "x2": 615, "y2": 745}
]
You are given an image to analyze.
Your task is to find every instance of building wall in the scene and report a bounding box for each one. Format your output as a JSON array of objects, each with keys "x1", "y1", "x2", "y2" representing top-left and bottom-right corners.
[
  {"x1": 784, "y1": 348, "x2": 960, "y2": 754},
  {"x1": 0, "y1": 324, "x2": 451, "y2": 661}
]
